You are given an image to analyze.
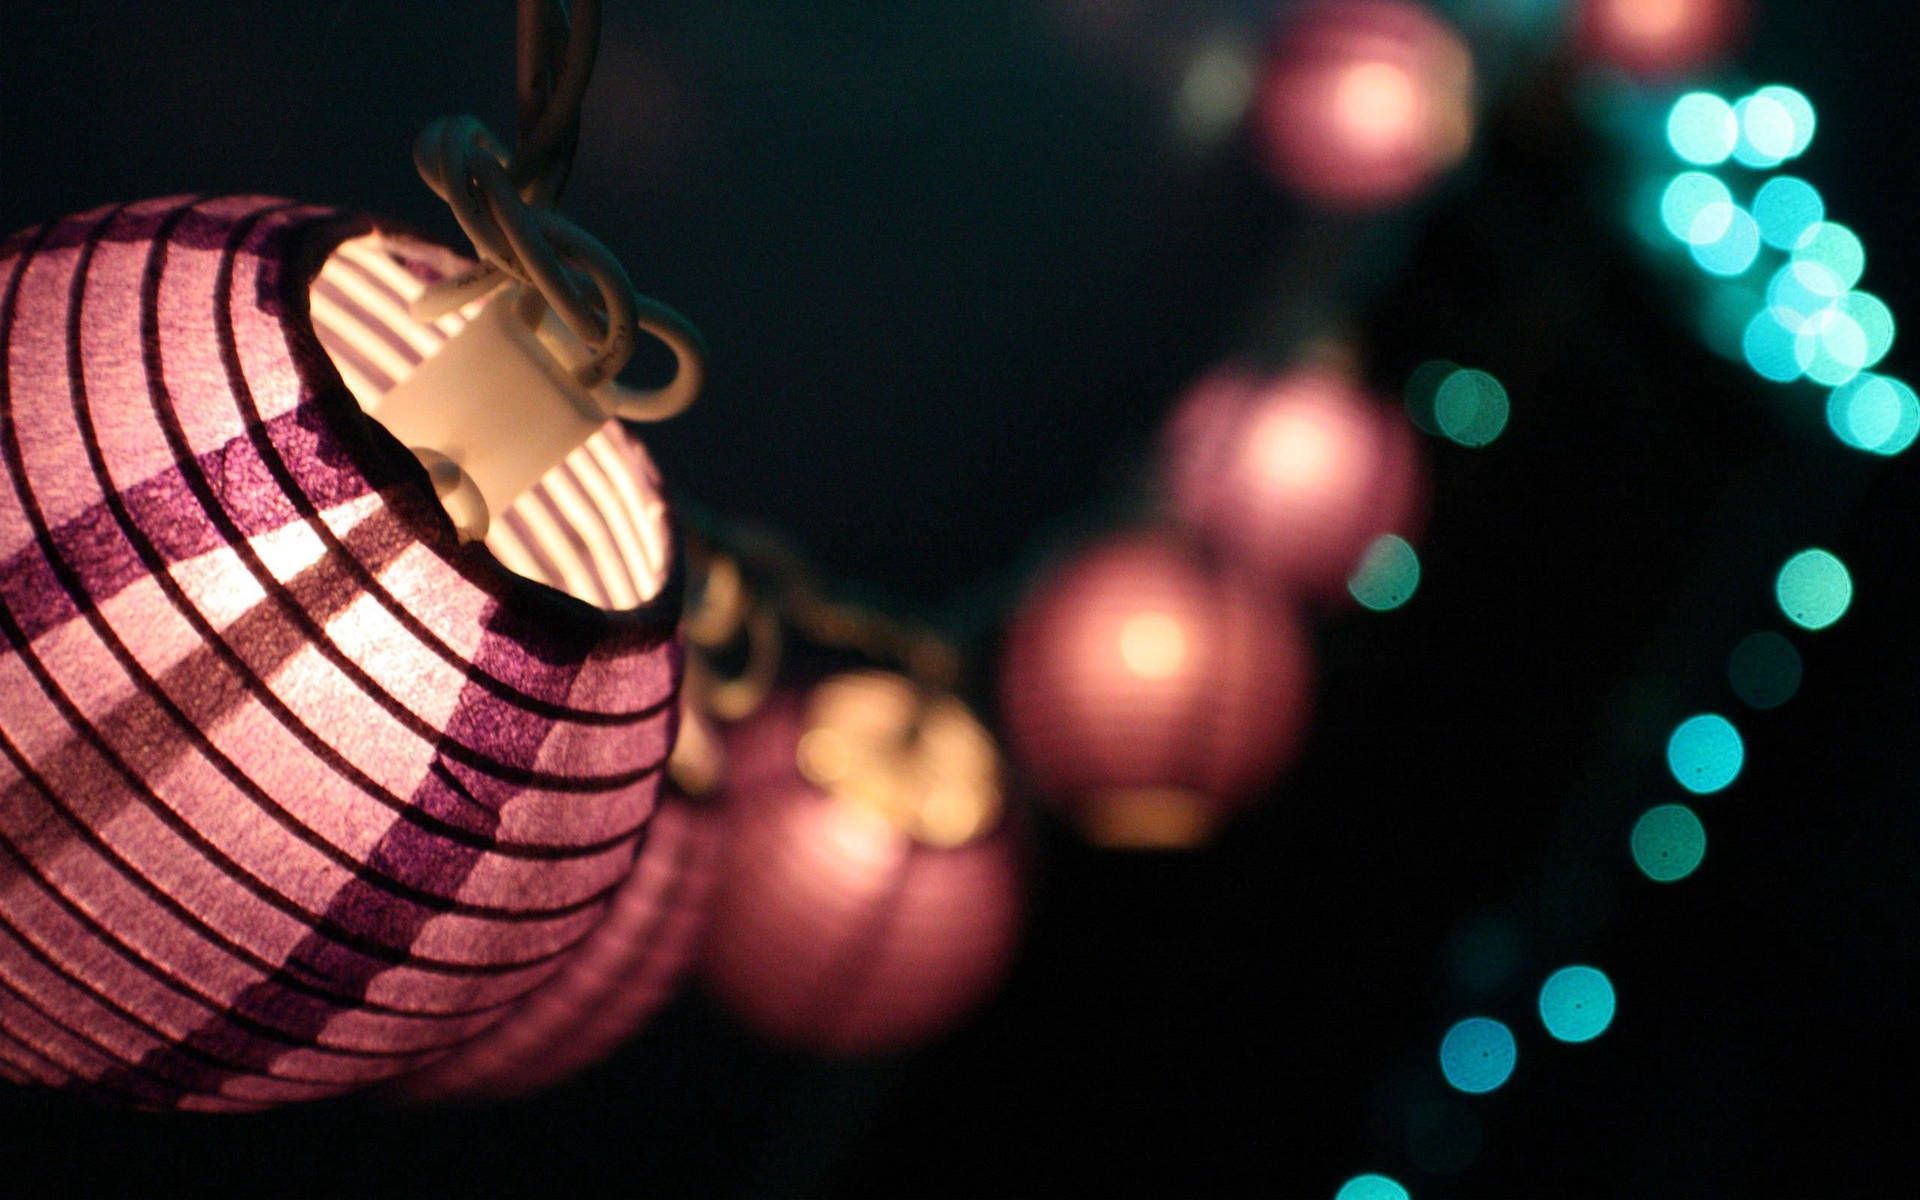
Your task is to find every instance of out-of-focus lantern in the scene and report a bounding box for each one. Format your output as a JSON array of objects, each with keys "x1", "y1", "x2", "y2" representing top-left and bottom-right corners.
[
  {"x1": 700, "y1": 674, "x2": 1024, "y2": 1055},
  {"x1": 0, "y1": 196, "x2": 687, "y2": 1109},
  {"x1": 1252, "y1": 0, "x2": 1476, "y2": 211},
  {"x1": 1576, "y1": 0, "x2": 1746, "y2": 79},
  {"x1": 997, "y1": 532, "x2": 1314, "y2": 848},
  {"x1": 1163, "y1": 364, "x2": 1423, "y2": 598}
]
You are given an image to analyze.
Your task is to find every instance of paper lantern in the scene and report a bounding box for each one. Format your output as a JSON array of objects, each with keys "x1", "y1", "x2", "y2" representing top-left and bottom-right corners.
[
  {"x1": 701, "y1": 675, "x2": 1024, "y2": 1055},
  {"x1": 998, "y1": 532, "x2": 1313, "y2": 848},
  {"x1": 393, "y1": 793, "x2": 720, "y2": 1102},
  {"x1": 1253, "y1": 0, "x2": 1475, "y2": 211},
  {"x1": 0, "y1": 195, "x2": 682, "y2": 1109},
  {"x1": 1576, "y1": 0, "x2": 1746, "y2": 79},
  {"x1": 1163, "y1": 363, "x2": 1424, "y2": 598}
]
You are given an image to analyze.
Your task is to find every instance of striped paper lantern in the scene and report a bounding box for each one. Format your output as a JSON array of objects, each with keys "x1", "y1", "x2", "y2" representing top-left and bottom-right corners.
[
  {"x1": 701, "y1": 680, "x2": 1025, "y2": 1056},
  {"x1": 393, "y1": 793, "x2": 720, "y2": 1102},
  {"x1": 0, "y1": 195, "x2": 682, "y2": 1109},
  {"x1": 997, "y1": 532, "x2": 1313, "y2": 848},
  {"x1": 1163, "y1": 364, "x2": 1423, "y2": 599}
]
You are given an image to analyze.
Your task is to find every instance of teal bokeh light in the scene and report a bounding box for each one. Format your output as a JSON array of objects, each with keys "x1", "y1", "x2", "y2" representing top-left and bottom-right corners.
[
  {"x1": 1839, "y1": 292, "x2": 1895, "y2": 367},
  {"x1": 1690, "y1": 207, "x2": 1760, "y2": 276},
  {"x1": 1776, "y1": 548, "x2": 1852, "y2": 630},
  {"x1": 1631, "y1": 804, "x2": 1707, "y2": 883},
  {"x1": 1439, "y1": 1018, "x2": 1517, "y2": 1095},
  {"x1": 1404, "y1": 358, "x2": 1458, "y2": 435},
  {"x1": 1660, "y1": 173, "x2": 1732, "y2": 244},
  {"x1": 1827, "y1": 375, "x2": 1920, "y2": 455},
  {"x1": 1666, "y1": 92, "x2": 1738, "y2": 166},
  {"x1": 1755, "y1": 85, "x2": 1816, "y2": 157},
  {"x1": 1742, "y1": 309, "x2": 1802, "y2": 383},
  {"x1": 1335, "y1": 1174, "x2": 1410, "y2": 1200},
  {"x1": 1752, "y1": 177, "x2": 1824, "y2": 251},
  {"x1": 1434, "y1": 368, "x2": 1509, "y2": 447},
  {"x1": 1538, "y1": 966, "x2": 1617, "y2": 1043},
  {"x1": 1767, "y1": 261, "x2": 1836, "y2": 332},
  {"x1": 1793, "y1": 223, "x2": 1866, "y2": 295},
  {"x1": 1349, "y1": 534, "x2": 1421, "y2": 612},
  {"x1": 1794, "y1": 309, "x2": 1868, "y2": 387},
  {"x1": 1729, "y1": 631, "x2": 1803, "y2": 710},
  {"x1": 1667, "y1": 713, "x2": 1744, "y2": 795},
  {"x1": 1733, "y1": 93, "x2": 1796, "y2": 168}
]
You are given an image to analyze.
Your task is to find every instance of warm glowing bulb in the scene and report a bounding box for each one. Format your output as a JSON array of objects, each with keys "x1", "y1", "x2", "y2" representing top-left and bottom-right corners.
[
  {"x1": 1614, "y1": 0, "x2": 1689, "y2": 39},
  {"x1": 1118, "y1": 611, "x2": 1189, "y2": 679},
  {"x1": 1333, "y1": 61, "x2": 1420, "y2": 150}
]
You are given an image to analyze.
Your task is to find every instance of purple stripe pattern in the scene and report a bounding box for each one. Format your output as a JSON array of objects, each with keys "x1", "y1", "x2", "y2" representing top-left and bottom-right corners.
[
  {"x1": 0, "y1": 196, "x2": 683, "y2": 1110},
  {"x1": 393, "y1": 793, "x2": 720, "y2": 1102}
]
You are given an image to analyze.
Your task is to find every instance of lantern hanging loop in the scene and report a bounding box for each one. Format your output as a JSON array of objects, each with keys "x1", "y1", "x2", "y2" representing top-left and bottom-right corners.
[{"x1": 409, "y1": 0, "x2": 702, "y2": 412}]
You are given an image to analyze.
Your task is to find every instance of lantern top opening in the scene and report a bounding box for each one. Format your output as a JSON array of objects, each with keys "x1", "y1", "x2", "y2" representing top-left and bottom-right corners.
[{"x1": 309, "y1": 231, "x2": 673, "y2": 615}]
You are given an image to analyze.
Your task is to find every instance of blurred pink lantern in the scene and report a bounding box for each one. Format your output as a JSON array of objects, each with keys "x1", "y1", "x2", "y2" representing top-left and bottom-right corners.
[
  {"x1": 700, "y1": 674, "x2": 1024, "y2": 1055},
  {"x1": 997, "y1": 533, "x2": 1314, "y2": 849},
  {"x1": 394, "y1": 794, "x2": 720, "y2": 1102},
  {"x1": 0, "y1": 197, "x2": 683, "y2": 1109},
  {"x1": 1253, "y1": 0, "x2": 1476, "y2": 211},
  {"x1": 1163, "y1": 363, "x2": 1424, "y2": 598},
  {"x1": 1576, "y1": 0, "x2": 1746, "y2": 78}
]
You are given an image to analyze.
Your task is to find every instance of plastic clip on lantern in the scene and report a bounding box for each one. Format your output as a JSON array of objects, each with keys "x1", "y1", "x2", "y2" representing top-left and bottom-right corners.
[
  {"x1": 0, "y1": 195, "x2": 691, "y2": 1109},
  {"x1": 1253, "y1": 0, "x2": 1475, "y2": 211},
  {"x1": 1163, "y1": 364, "x2": 1424, "y2": 599},
  {"x1": 701, "y1": 673, "x2": 1025, "y2": 1056},
  {"x1": 998, "y1": 533, "x2": 1314, "y2": 849}
]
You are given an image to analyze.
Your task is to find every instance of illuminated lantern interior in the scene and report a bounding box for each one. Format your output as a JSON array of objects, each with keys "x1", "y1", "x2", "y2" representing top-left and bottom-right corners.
[{"x1": 700, "y1": 676, "x2": 1023, "y2": 1055}]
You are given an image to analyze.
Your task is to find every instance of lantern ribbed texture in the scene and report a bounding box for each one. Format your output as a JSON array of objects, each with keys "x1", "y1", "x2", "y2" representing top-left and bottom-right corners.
[
  {"x1": 0, "y1": 196, "x2": 682, "y2": 1110},
  {"x1": 700, "y1": 695, "x2": 1024, "y2": 1056},
  {"x1": 997, "y1": 532, "x2": 1313, "y2": 844},
  {"x1": 393, "y1": 794, "x2": 719, "y2": 1101},
  {"x1": 1164, "y1": 365, "x2": 1423, "y2": 598},
  {"x1": 1253, "y1": 0, "x2": 1475, "y2": 210}
]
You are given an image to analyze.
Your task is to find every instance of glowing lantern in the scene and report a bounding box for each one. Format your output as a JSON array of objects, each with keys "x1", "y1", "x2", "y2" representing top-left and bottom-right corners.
[
  {"x1": 997, "y1": 533, "x2": 1314, "y2": 848},
  {"x1": 700, "y1": 674, "x2": 1024, "y2": 1055},
  {"x1": 1163, "y1": 364, "x2": 1423, "y2": 598},
  {"x1": 0, "y1": 196, "x2": 683, "y2": 1109},
  {"x1": 393, "y1": 794, "x2": 719, "y2": 1102},
  {"x1": 1253, "y1": 0, "x2": 1475, "y2": 211},
  {"x1": 1576, "y1": 0, "x2": 1746, "y2": 79}
]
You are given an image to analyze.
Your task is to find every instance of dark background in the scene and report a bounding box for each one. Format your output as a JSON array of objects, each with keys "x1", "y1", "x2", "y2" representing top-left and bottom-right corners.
[{"x1": 2, "y1": 2, "x2": 1917, "y2": 1196}]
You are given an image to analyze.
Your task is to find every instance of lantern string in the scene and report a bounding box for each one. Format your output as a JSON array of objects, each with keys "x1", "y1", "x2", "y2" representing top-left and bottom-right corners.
[
  {"x1": 411, "y1": 0, "x2": 702, "y2": 405},
  {"x1": 679, "y1": 519, "x2": 965, "y2": 730}
]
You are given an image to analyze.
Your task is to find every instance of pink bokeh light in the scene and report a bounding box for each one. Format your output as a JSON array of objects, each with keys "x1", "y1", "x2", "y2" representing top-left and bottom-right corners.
[
  {"x1": 1164, "y1": 364, "x2": 1424, "y2": 599},
  {"x1": 1252, "y1": 0, "x2": 1476, "y2": 211},
  {"x1": 998, "y1": 532, "x2": 1314, "y2": 847}
]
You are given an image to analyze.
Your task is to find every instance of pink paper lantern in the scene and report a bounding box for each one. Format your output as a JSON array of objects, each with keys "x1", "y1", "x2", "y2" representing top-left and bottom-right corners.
[
  {"x1": 997, "y1": 532, "x2": 1314, "y2": 848},
  {"x1": 1163, "y1": 364, "x2": 1423, "y2": 598},
  {"x1": 1253, "y1": 0, "x2": 1476, "y2": 211},
  {"x1": 393, "y1": 794, "x2": 720, "y2": 1102},
  {"x1": 1576, "y1": 0, "x2": 1746, "y2": 79},
  {"x1": 0, "y1": 196, "x2": 682, "y2": 1109},
  {"x1": 700, "y1": 679, "x2": 1024, "y2": 1055}
]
